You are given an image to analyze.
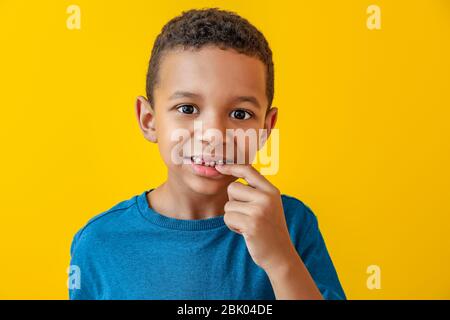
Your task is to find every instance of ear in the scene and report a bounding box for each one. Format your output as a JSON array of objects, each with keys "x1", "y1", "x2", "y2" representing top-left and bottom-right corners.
[
  {"x1": 259, "y1": 107, "x2": 278, "y2": 148},
  {"x1": 135, "y1": 96, "x2": 157, "y2": 143}
]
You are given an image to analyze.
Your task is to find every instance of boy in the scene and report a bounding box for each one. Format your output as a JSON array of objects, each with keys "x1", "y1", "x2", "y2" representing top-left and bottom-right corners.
[{"x1": 69, "y1": 8, "x2": 346, "y2": 300}]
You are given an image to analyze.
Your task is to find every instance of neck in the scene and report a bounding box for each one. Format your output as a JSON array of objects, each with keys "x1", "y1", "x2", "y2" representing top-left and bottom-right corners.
[{"x1": 148, "y1": 171, "x2": 229, "y2": 220}]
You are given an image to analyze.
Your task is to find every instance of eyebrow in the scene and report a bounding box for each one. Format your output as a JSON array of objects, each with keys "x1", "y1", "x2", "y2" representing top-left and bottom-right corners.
[
  {"x1": 169, "y1": 91, "x2": 201, "y2": 100},
  {"x1": 232, "y1": 96, "x2": 261, "y2": 109},
  {"x1": 169, "y1": 91, "x2": 261, "y2": 109}
]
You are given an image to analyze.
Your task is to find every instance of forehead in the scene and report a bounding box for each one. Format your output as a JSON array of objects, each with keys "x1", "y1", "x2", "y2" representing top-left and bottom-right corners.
[{"x1": 155, "y1": 46, "x2": 267, "y2": 106}]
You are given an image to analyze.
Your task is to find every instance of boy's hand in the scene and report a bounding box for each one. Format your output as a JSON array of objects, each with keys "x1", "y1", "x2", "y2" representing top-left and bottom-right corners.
[{"x1": 215, "y1": 164, "x2": 298, "y2": 274}]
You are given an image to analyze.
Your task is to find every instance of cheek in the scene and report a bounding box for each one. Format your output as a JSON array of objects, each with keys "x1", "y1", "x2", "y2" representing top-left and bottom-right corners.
[
  {"x1": 233, "y1": 126, "x2": 262, "y2": 164},
  {"x1": 156, "y1": 124, "x2": 192, "y2": 167}
]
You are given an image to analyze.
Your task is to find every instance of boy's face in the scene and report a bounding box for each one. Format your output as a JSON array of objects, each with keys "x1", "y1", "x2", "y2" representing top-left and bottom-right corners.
[{"x1": 136, "y1": 46, "x2": 277, "y2": 196}]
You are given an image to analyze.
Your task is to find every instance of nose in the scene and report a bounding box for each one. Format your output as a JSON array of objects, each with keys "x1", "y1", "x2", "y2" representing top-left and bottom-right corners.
[
  {"x1": 191, "y1": 112, "x2": 234, "y2": 156},
  {"x1": 194, "y1": 112, "x2": 230, "y2": 144}
]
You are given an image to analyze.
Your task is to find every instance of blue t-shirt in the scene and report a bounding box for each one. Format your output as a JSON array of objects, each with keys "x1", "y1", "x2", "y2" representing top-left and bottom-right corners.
[{"x1": 69, "y1": 189, "x2": 346, "y2": 299}]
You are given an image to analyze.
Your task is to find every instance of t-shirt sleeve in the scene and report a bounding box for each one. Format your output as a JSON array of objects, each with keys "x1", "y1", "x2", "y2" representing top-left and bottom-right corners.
[
  {"x1": 295, "y1": 206, "x2": 347, "y2": 300},
  {"x1": 68, "y1": 229, "x2": 97, "y2": 300}
]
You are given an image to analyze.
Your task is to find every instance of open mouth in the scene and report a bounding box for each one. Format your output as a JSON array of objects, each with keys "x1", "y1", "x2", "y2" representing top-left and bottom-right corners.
[
  {"x1": 183, "y1": 155, "x2": 233, "y2": 178},
  {"x1": 189, "y1": 156, "x2": 233, "y2": 166}
]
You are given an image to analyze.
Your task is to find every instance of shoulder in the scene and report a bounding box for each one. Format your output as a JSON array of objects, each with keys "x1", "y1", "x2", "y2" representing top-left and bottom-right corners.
[
  {"x1": 70, "y1": 192, "x2": 140, "y2": 256},
  {"x1": 281, "y1": 194, "x2": 318, "y2": 228},
  {"x1": 281, "y1": 195, "x2": 347, "y2": 300},
  {"x1": 280, "y1": 194, "x2": 321, "y2": 247}
]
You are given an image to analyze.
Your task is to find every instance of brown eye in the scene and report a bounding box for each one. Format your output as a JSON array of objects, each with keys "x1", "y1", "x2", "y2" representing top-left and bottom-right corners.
[
  {"x1": 230, "y1": 109, "x2": 252, "y2": 120},
  {"x1": 176, "y1": 104, "x2": 198, "y2": 114}
]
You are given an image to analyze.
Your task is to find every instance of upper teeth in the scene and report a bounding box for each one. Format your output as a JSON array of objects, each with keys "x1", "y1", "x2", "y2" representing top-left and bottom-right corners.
[{"x1": 191, "y1": 156, "x2": 225, "y2": 166}]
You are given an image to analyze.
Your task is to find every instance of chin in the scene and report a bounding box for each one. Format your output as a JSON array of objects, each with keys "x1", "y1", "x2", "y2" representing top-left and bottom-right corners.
[{"x1": 186, "y1": 175, "x2": 230, "y2": 196}]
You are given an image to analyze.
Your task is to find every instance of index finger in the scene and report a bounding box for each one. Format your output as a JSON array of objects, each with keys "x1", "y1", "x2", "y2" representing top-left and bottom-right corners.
[{"x1": 214, "y1": 164, "x2": 275, "y2": 193}]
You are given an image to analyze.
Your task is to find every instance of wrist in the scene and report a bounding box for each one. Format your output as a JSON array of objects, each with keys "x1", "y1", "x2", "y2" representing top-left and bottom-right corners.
[
  {"x1": 263, "y1": 248, "x2": 324, "y2": 300},
  {"x1": 263, "y1": 244, "x2": 300, "y2": 278}
]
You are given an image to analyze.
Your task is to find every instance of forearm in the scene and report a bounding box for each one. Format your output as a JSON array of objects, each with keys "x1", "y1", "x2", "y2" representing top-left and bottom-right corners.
[{"x1": 265, "y1": 248, "x2": 323, "y2": 300}]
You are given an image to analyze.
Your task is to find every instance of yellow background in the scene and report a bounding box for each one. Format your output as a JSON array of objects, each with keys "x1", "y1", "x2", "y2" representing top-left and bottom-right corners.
[{"x1": 1, "y1": 0, "x2": 449, "y2": 299}]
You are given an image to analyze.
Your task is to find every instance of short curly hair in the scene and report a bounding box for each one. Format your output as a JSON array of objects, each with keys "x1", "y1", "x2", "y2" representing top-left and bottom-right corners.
[{"x1": 146, "y1": 8, "x2": 274, "y2": 109}]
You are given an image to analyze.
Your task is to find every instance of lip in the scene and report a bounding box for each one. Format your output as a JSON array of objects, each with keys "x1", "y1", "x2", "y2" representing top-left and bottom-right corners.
[
  {"x1": 190, "y1": 162, "x2": 222, "y2": 178},
  {"x1": 184, "y1": 156, "x2": 228, "y2": 178}
]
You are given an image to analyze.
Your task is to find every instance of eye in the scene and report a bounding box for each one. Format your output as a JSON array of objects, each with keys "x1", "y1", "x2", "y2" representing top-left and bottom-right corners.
[
  {"x1": 230, "y1": 109, "x2": 252, "y2": 120},
  {"x1": 176, "y1": 104, "x2": 199, "y2": 114}
]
